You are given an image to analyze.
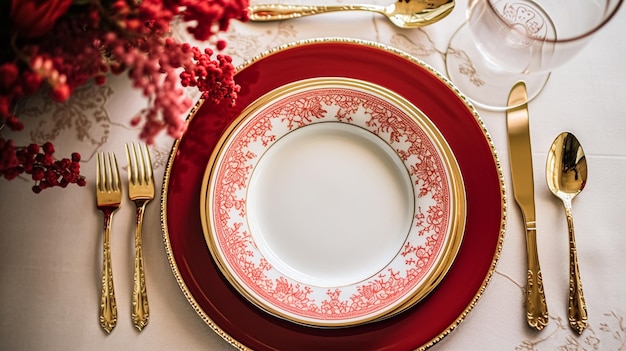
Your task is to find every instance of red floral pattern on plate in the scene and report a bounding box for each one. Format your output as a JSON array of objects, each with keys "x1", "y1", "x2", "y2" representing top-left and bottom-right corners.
[{"x1": 206, "y1": 80, "x2": 453, "y2": 325}]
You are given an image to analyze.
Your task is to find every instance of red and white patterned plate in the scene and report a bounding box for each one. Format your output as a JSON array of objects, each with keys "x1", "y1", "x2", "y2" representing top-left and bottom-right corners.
[
  {"x1": 161, "y1": 38, "x2": 505, "y2": 350},
  {"x1": 200, "y1": 78, "x2": 466, "y2": 327}
]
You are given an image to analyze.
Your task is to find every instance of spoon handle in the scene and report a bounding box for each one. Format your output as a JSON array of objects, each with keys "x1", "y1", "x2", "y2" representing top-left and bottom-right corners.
[
  {"x1": 525, "y1": 226, "x2": 549, "y2": 330},
  {"x1": 248, "y1": 4, "x2": 382, "y2": 21},
  {"x1": 564, "y1": 202, "x2": 588, "y2": 334}
]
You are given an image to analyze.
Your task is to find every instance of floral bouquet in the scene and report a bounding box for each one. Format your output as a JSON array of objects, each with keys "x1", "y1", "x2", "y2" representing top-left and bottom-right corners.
[{"x1": 0, "y1": 0, "x2": 249, "y2": 192}]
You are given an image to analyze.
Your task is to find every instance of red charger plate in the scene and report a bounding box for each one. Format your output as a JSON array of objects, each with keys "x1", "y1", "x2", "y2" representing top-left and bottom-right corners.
[{"x1": 161, "y1": 38, "x2": 506, "y2": 350}]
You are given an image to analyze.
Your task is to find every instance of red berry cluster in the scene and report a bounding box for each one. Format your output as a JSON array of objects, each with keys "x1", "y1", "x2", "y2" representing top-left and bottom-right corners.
[
  {"x1": 0, "y1": 138, "x2": 86, "y2": 193},
  {"x1": 0, "y1": 63, "x2": 45, "y2": 130},
  {"x1": 98, "y1": 0, "x2": 248, "y2": 143},
  {"x1": 1, "y1": 0, "x2": 249, "y2": 193}
]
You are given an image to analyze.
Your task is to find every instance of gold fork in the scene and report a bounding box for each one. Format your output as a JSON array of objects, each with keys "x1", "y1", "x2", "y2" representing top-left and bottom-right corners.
[
  {"x1": 96, "y1": 152, "x2": 122, "y2": 334},
  {"x1": 125, "y1": 143, "x2": 154, "y2": 331}
]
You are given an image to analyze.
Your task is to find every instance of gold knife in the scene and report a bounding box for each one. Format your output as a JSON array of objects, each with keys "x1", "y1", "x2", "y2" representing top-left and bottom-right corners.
[{"x1": 507, "y1": 81, "x2": 549, "y2": 330}]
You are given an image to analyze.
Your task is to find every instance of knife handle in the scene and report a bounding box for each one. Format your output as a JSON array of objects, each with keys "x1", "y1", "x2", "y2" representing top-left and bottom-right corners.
[{"x1": 525, "y1": 226, "x2": 549, "y2": 330}]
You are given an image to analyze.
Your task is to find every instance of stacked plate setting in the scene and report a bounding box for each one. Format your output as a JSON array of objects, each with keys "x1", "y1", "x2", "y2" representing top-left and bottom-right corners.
[
  {"x1": 200, "y1": 77, "x2": 466, "y2": 327},
  {"x1": 161, "y1": 38, "x2": 506, "y2": 350}
]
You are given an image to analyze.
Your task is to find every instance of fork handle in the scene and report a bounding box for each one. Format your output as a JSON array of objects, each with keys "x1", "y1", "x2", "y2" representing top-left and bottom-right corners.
[
  {"x1": 132, "y1": 201, "x2": 150, "y2": 331},
  {"x1": 100, "y1": 211, "x2": 117, "y2": 333}
]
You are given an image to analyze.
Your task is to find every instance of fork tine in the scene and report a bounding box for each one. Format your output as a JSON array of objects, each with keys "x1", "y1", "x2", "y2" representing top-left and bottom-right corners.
[
  {"x1": 105, "y1": 153, "x2": 113, "y2": 192},
  {"x1": 135, "y1": 143, "x2": 146, "y2": 186},
  {"x1": 96, "y1": 152, "x2": 102, "y2": 191},
  {"x1": 140, "y1": 143, "x2": 153, "y2": 185},
  {"x1": 105, "y1": 154, "x2": 110, "y2": 191},
  {"x1": 125, "y1": 143, "x2": 137, "y2": 185},
  {"x1": 105, "y1": 152, "x2": 113, "y2": 192},
  {"x1": 100, "y1": 152, "x2": 109, "y2": 192},
  {"x1": 125, "y1": 144, "x2": 132, "y2": 182},
  {"x1": 110, "y1": 152, "x2": 121, "y2": 193}
]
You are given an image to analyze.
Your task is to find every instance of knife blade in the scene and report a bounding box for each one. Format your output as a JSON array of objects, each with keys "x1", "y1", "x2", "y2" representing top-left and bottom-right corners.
[{"x1": 506, "y1": 81, "x2": 549, "y2": 331}]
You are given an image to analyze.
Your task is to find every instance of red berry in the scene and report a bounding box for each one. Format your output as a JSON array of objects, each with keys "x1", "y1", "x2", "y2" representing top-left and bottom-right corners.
[
  {"x1": 94, "y1": 75, "x2": 106, "y2": 85},
  {"x1": 43, "y1": 142, "x2": 55, "y2": 155},
  {"x1": 27, "y1": 143, "x2": 40, "y2": 154},
  {"x1": 22, "y1": 71, "x2": 43, "y2": 94},
  {"x1": 45, "y1": 169, "x2": 58, "y2": 184},
  {"x1": 42, "y1": 154, "x2": 54, "y2": 166},
  {"x1": 51, "y1": 84, "x2": 71, "y2": 102},
  {"x1": 69, "y1": 161, "x2": 80, "y2": 173},
  {"x1": 6, "y1": 116, "x2": 24, "y2": 131},
  {"x1": 3, "y1": 168, "x2": 19, "y2": 180},
  {"x1": 0, "y1": 63, "x2": 19, "y2": 89},
  {"x1": 22, "y1": 160, "x2": 33, "y2": 172},
  {"x1": 31, "y1": 168, "x2": 44, "y2": 181}
]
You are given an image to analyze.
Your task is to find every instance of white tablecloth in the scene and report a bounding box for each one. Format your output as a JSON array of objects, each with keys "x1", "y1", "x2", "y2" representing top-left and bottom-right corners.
[{"x1": 1, "y1": 1, "x2": 625, "y2": 350}]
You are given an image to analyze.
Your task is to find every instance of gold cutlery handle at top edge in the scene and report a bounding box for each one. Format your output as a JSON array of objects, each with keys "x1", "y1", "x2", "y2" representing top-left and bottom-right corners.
[
  {"x1": 525, "y1": 226, "x2": 549, "y2": 330},
  {"x1": 248, "y1": 4, "x2": 382, "y2": 21}
]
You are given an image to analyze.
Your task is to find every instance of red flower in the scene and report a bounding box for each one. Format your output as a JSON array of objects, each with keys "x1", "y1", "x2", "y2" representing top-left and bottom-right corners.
[
  {"x1": 10, "y1": 0, "x2": 73, "y2": 38},
  {"x1": 0, "y1": 63, "x2": 19, "y2": 89}
]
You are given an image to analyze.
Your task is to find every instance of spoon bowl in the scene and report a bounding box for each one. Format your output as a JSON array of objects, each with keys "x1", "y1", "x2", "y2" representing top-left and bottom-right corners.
[
  {"x1": 248, "y1": 0, "x2": 455, "y2": 29},
  {"x1": 546, "y1": 132, "x2": 588, "y2": 334}
]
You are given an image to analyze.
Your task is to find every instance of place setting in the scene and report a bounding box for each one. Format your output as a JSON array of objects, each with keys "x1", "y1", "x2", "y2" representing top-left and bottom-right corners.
[{"x1": 159, "y1": 0, "x2": 621, "y2": 349}]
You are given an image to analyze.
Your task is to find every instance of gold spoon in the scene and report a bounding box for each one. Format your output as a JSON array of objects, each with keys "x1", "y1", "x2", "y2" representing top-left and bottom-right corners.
[
  {"x1": 546, "y1": 132, "x2": 589, "y2": 334},
  {"x1": 248, "y1": 0, "x2": 455, "y2": 29}
]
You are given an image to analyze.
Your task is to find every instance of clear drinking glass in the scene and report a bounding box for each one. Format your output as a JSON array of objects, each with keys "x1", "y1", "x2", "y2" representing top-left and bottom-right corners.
[{"x1": 445, "y1": 0, "x2": 623, "y2": 111}]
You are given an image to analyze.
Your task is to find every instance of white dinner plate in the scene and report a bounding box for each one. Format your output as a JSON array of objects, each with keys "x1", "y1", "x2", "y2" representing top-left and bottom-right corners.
[{"x1": 200, "y1": 77, "x2": 466, "y2": 327}]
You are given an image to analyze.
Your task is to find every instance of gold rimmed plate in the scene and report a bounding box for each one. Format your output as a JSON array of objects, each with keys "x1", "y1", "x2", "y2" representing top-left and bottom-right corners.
[
  {"x1": 200, "y1": 78, "x2": 466, "y2": 327},
  {"x1": 161, "y1": 38, "x2": 505, "y2": 350}
]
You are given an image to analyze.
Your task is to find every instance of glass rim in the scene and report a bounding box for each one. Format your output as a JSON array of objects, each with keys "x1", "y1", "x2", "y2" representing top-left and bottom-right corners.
[{"x1": 486, "y1": 0, "x2": 624, "y2": 44}]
